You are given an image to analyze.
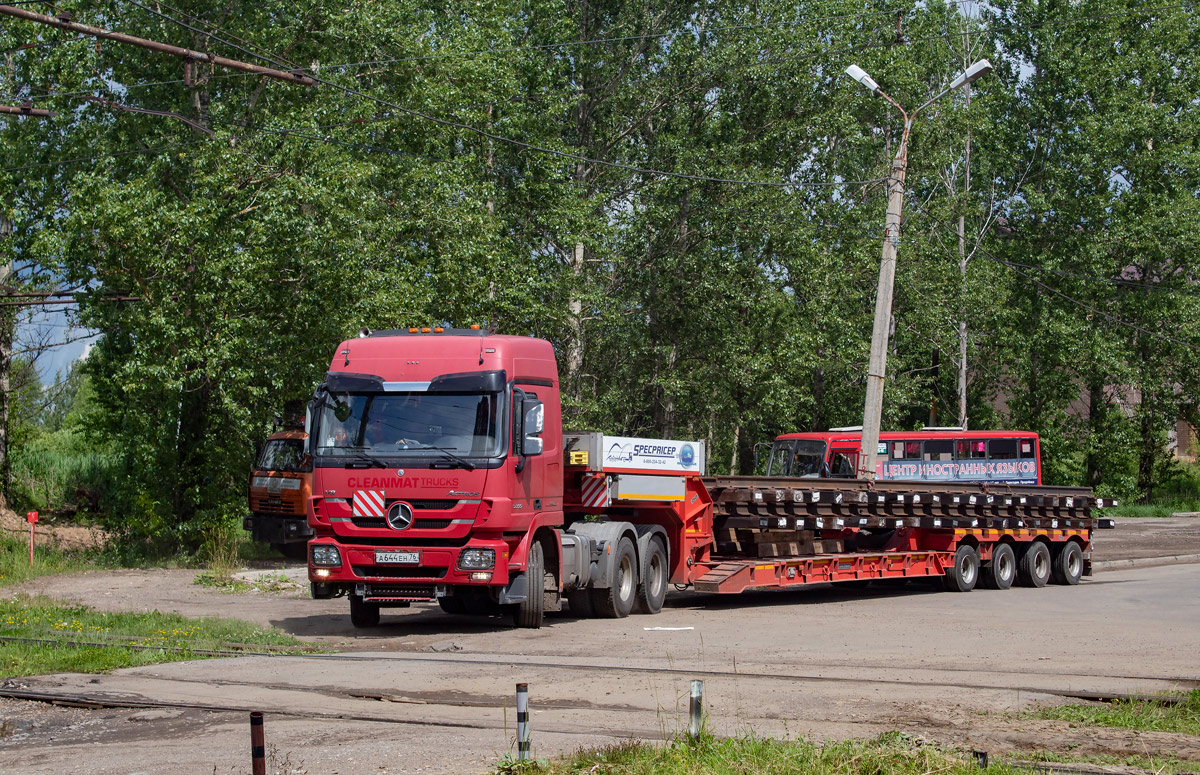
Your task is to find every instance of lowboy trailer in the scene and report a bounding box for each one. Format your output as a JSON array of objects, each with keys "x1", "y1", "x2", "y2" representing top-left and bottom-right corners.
[{"x1": 305, "y1": 328, "x2": 1115, "y2": 628}]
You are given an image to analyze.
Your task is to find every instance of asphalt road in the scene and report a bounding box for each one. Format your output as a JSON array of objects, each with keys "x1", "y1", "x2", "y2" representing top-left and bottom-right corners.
[{"x1": 4, "y1": 560, "x2": 1199, "y2": 775}]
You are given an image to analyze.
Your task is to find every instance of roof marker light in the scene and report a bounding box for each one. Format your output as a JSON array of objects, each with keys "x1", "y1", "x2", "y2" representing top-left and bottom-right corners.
[
  {"x1": 421, "y1": 327, "x2": 431, "y2": 333},
  {"x1": 470, "y1": 324, "x2": 481, "y2": 330},
  {"x1": 409, "y1": 328, "x2": 419, "y2": 333},
  {"x1": 434, "y1": 327, "x2": 444, "y2": 333}
]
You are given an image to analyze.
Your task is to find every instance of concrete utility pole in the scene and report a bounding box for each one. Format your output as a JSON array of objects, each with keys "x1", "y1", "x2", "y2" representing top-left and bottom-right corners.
[
  {"x1": 844, "y1": 60, "x2": 992, "y2": 479},
  {"x1": 0, "y1": 5, "x2": 316, "y2": 86}
]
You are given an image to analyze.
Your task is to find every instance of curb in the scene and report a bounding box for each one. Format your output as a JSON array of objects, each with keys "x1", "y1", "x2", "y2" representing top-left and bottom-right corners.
[{"x1": 1093, "y1": 554, "x2": 1200, "y2": 572}]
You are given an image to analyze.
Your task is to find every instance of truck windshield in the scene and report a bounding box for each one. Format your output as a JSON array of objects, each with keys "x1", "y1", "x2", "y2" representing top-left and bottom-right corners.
[
  {"x1": 767, "y1": 440, "x2": 827, "y2": 477},
  {"x1": 315, "y1": 392, "x2": 504, "y2": 459},
  {"x1": 257, "y1": 439, "x2": 307, "y2": 472}
]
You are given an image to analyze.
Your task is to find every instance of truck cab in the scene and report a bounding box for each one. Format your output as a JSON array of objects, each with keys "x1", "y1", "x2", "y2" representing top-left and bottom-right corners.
[
  {"x1": 244, "y1": 428, "x2": 313, "y2": 559},
  {"x1": 306, "y1": 328, "x2": 564, "y2": 627}
]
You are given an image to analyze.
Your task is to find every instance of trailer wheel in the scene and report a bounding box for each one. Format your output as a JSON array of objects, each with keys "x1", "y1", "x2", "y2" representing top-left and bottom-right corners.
[
  {"x1": 1052, "y1": 542, "x2": 1084, "y2": 586},
  {"x1": 513, "y1": 541, "x2": 545, "y2": 629},
  {"x1": 633, "y1": 538, "x2": 668, "y2": 615},
  {"x1": 943, "y1": 544, "x2": 979, "y2": 592},
  {"x1": 1017, "y1": 541, "x2": 1051, "y2": 588},
  {"x1": 591, "y1": 537, "x2": 637, "y2": 618},
  {"x1": 981, "y1": 543, "x2": 1016, "y2": 590},
  {"x1": 349, "y1": 596, "x2": 380, "y2": 628}
]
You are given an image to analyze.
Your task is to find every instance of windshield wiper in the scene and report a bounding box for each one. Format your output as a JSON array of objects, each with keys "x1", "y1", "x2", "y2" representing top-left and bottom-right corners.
[
  {"x1": 338, "y1": 448, "x2": 388, "y2": 468},
  {"x1": 427, "y1": 446, "x2": 477, "y2": 471}
]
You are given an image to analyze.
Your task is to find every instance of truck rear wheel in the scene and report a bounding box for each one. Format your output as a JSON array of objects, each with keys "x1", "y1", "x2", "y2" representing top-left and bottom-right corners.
[
  {"x1": 591, "y1": 537, "x2": 637, "y2": 618},
  {"x1": 943, "y1": 544, "x2": 979, "y2": 592},
  {"x1": 633, "y1": 538, "x2": 667, "y2": 615},
  {"x1": 349, "y1": 596, "x2": 380, "y2": 628},
  {"x1": 513, "y1": 541, "x2": 545, "y2": 629},
  {"x1": 981, "y1": 543, "x2": 1016, "y2": 590},
  {"x1": 1018, "y1": 541, "x2": 1051, "y2": 588},
  {"x1": 1052, "y1": 542, "x2": 1084, "y2": 586}
]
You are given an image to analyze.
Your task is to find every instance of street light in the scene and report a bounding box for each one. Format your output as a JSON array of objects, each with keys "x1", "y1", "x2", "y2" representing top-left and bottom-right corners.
[{"x1": 846, "y1": 59, "x2": 992, "y2": 480}]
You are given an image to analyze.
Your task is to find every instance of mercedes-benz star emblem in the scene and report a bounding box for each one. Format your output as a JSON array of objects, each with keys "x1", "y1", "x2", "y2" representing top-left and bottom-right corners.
[{"x1": 387, "y1": 501, "x2": 414, "y2": 530}]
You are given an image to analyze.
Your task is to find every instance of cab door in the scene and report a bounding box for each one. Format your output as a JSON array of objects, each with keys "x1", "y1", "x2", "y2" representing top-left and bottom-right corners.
[{"x1": 828, "y1": 446, "x2": 859, "y2": 478}]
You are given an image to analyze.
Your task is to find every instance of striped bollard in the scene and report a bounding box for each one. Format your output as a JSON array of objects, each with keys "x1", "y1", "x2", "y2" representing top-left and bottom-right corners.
[
  {"x1": 688, "y1": 679, "x2": 703, "y2": 740},
  {"x1": 516, "y1": 683, "x2": 531, "y2": 761},
  {"x1": 250, "y1": 711, "x2": 266, "y2": 775}
]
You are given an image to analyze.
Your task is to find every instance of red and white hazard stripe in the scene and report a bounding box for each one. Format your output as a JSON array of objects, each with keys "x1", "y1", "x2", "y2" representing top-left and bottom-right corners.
[
  {"x1": 352, "y1": 490, "x2": 386, "y2": 517},
  {"x1": 580, "y1": 476, "x2": 610, "y2": 508}
]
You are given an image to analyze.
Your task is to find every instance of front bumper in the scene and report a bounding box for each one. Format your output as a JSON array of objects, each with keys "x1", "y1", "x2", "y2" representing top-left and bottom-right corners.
[
  {"x1": 308, "y1": 538, "x2": 510, "y2": 600},
  {"x1": 244, "y1": 513, "x2": 314, "y2": 544}
]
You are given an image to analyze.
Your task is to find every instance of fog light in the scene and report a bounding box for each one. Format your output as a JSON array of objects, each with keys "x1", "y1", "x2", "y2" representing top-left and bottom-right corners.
[
  {"x1": 469, "y1": 572, "x2": 492, "y2": 582},
  {"x1": 314, "y1": 568, "x2": 331, "y2": 578},
  {"x1": 458, "y1": 548, "x2": 495, "y2": 570},
  {"x1": 310, "y1": 545, "x2": 342, "y2": 567}
]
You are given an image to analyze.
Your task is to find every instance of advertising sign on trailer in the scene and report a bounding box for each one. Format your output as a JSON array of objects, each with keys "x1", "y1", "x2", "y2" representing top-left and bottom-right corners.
[{"x1": 602, "y1": 435, "x2": 704, "y2": 474}]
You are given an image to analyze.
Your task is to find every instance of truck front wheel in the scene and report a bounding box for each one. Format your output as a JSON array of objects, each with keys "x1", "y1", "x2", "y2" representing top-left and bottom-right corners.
[
  {"x1": 513, "y1": 542, "x2": 545, "y2": 629},
  {"x1": 633, "y1": 538, "x2": 667, "y2": 615},
  {"x1": 349, "y1": 596, "x2": 380, "y2": 628},
  {"x1": 591, "y1": 537, "x2": 637, "y2": 618}
]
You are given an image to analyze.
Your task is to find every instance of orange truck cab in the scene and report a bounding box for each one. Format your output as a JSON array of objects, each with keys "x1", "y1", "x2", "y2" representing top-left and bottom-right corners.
[{"x1": 244, "y1": 429, "x2": 313, "y2": 558}]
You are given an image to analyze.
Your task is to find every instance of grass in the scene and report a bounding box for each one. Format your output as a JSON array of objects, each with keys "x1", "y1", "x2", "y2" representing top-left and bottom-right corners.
[
  {"x1": 1017, "y1": 748, "x2": 1200, "y2": 773},
  {"x1": 497, "y1": 732, "x2": 1032, "y2": 775},
  {"x1": 1033, "y1": 690, "x2": 1200, "y2": 737},
  {"x1": 0, "y1": 529, "x2": 104, "y2": 587},
  {"x1": 0, "y1": 593, "x2": 316, "y2": 675},
  {"x1": 1104, "y1": 462, "x2": 1200, "y2": 518}
]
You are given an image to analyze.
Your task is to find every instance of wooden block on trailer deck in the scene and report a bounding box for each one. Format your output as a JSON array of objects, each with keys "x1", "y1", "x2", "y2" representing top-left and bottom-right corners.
[
  {"x1": 755, "y1": 541, "x2": 801, "y2": 557},
  {"x1": 810, "y1": 539, "x2": 844, "y2": 554}
]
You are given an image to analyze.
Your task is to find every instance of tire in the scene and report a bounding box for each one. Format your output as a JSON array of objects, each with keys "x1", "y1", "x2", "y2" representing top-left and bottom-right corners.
[
  {"x1": 513, "y1": 541, "x2": 545, "y2": 629},
  {"x1": 349, "y1": 595, "x2": 380, "y2": 628},
  {"x1": 591, "y1": 537, "x2": 637, "y2": 618},
  {"x1": 981, "y1": 543, "x2": 1016, "y2": 590},
  {"x1": 1052, "y1": 542, "x2": 1084, "y2": 586},
  {"x1": 1017, "y1": 541, "x2": 1052, "y2": 588},
  {"x1": 633, "y1": 538, "x2": 668, "y2": 615},
  {"x1": 943, "y1": 544, "x2": 980, "y2": 592},
  {"x1": 566, "y1": 589, "x2": 594, "y2": 618},
  {"x1": 438, "y1": 596, "x2": 467, "y2": 615}
]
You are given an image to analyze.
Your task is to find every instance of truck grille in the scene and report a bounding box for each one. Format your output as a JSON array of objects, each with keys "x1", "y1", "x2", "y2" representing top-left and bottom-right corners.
[
  {"x1": 253, "y1": 498, "x2": 300, "y2": 515},
  {"x1": 353, "y1": 565, "x2": 447, "y2": 579},
  {"x1": 348, "y1": 518, "x2": 455, "y2": 530}
]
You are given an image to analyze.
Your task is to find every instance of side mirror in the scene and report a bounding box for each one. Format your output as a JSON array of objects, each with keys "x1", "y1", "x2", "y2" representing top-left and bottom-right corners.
[{"x1": 516, "y1": 400, "x2": 544, "y2": 457}]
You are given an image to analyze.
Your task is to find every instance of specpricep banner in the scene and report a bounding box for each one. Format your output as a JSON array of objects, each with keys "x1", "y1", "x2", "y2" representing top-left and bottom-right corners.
[{"x1": 602, "y1": 435, "x2": 704, "y2": 474}]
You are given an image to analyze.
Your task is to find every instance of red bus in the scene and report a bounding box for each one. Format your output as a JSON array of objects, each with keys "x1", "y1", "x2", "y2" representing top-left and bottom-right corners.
[{"x1": 766, "y1": 427, "x2": 1042, "y2": 485}]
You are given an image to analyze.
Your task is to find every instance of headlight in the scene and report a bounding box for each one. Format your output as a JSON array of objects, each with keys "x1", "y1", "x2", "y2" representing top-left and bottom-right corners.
[
  {"x1": 251, "y1": 476, "x2": 270, "y2": 487},
  {"x1": 458, "y1": 548, "x2": 495, "y2": 570},
  {"x1": 278, "y1": 478, "x2": 302, "y2": 490},
  {"x1": 310, "y1": 545, "x2": 342, "y2": 567}
]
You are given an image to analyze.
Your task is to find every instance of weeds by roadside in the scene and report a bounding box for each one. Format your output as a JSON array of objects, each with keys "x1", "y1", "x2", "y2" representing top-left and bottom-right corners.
[
  {"x1": 0, "y1": 594, "x2": 315, "y2": 676},
  {"x1": 0, "y1": 531, "x2": 102, "y2": 587},
  {"x1": 496, "y1": 731, "x2": 1027, "y2": 775},
  {"x1": 1032, "y1": 690, "x2": 1200, "y2": 736}
]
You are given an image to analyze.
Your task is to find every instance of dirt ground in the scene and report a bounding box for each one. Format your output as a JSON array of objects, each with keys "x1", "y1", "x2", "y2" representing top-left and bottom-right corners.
[{"x1": 1, "y1": 516, "x2": 1198, "y2": 774}]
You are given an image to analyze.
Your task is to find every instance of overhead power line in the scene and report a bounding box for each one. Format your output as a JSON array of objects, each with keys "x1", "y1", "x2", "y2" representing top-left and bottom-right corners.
[
  {"x1": 0, "y1": 4, "x2": 317, "y2": 86},
  {"x1": 122, "y1": 0, "x2": 878, "y2": 190}
]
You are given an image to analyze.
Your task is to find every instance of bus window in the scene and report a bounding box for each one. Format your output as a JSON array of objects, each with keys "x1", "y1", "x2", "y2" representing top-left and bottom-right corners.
[
  {"x1": 891, "y1": 441, "x2": 920, "y2": 460},
  {"x1": 1018, "y1": 438, "x2": 1035, "y2": 458},
  {"x1": 990, "y1": 439, "x2": 1018, "y2": 459},
  {"x1": 956, "y1": 440, "x2": 986, "y2": 459},
  {"x1": 923, "y1": 439, "x2": 953, "y2": 461},
  {"x1": 829, "y1": 451, "x2": 857, "y2": 478}
]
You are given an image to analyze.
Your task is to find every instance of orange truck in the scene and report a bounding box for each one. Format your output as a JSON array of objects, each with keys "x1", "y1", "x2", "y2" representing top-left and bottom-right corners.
[{"x1": 244, "y1": 428, "x2": 312, "y2": 559}]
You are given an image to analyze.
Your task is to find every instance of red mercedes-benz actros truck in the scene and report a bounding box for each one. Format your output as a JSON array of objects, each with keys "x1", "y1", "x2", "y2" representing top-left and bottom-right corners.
[{"x1": 306, "y1": 327, "x2": 1114, "y2": 628}]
